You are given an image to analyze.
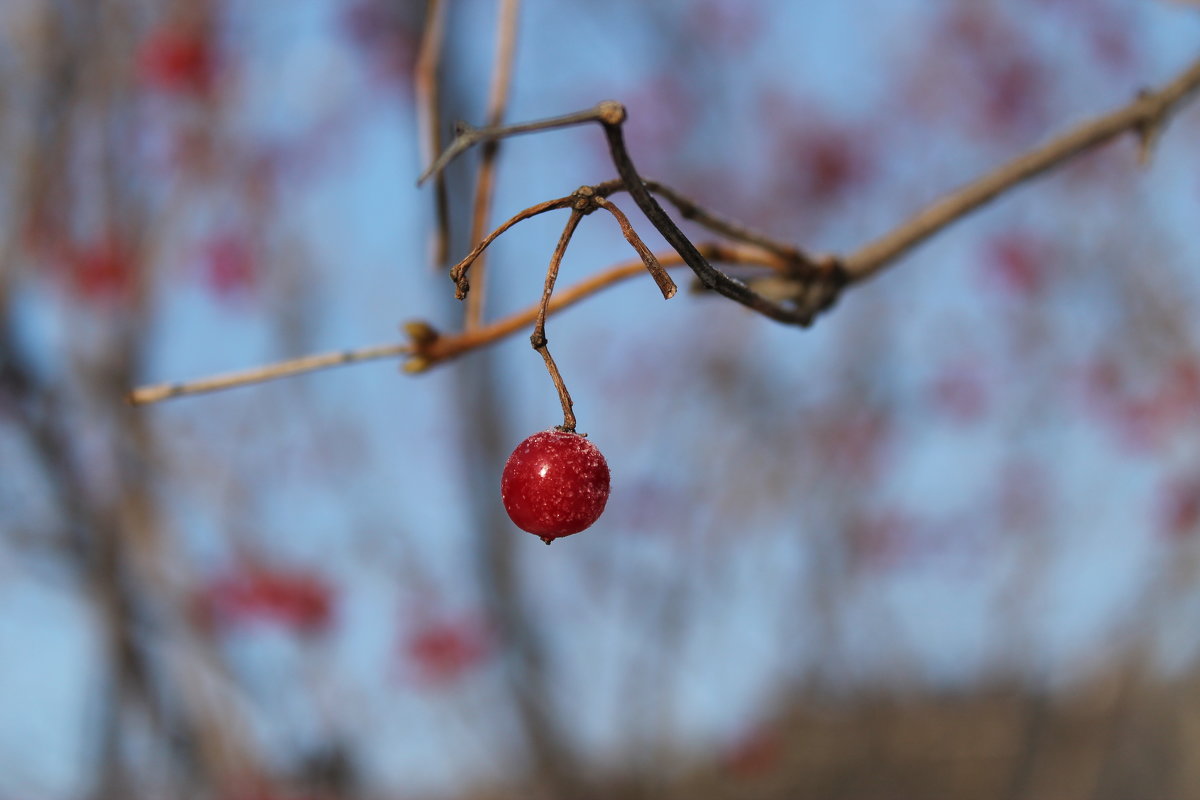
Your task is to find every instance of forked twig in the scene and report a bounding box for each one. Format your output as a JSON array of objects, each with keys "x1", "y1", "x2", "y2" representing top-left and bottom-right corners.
[{"x1": 423, "y1": 100, "x2": 845, "y2": 325}]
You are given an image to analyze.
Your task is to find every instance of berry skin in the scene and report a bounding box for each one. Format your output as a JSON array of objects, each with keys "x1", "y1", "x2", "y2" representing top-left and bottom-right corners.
[{"x1": 501, "y1": 430, "x2": 611, "y2": 542}]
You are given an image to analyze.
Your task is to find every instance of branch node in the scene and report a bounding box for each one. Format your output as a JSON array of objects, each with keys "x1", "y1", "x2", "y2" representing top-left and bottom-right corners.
[
  {"x1": 402, "y1": 355, "x2": 432, "y2": 374},
  {"x1": 571, "y1": 185, "x2": 600, "y2": 214},
  {"x1": 403, "y1": 320, "x2": 440, "y2": 347},
  {"x1": 596, "y1": 100, "x2": 626, "y2": 125}
]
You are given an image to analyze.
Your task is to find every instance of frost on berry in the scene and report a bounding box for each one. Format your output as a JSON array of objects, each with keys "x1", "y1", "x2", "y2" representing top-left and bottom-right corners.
[{"x1": 500, "y1": 430, "x2": 611, "y2": 542}]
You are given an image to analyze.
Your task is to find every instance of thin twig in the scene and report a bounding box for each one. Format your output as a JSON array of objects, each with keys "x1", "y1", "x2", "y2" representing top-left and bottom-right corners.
[
  {"x1": 415, "y1": 0, "x2": 450, "y2": 266},
  {"x1": 419, "y1": 102, "x2": 622, "y2": 185},
  {"x1": 532, "y1": 211, "x2": 584, "y2": 431},
  {"x1": 842, "y1": 54, "x2": 1200, "y2": 281},
  {"x1": 464, "y1": 0, "x2": 522, "y2": 329},
  {"x1": 128, "y1": 243, "x2": 786, "y2": 404},
  {"x1": 127, "y1": 343, "x2": 412, "y2": 405}
]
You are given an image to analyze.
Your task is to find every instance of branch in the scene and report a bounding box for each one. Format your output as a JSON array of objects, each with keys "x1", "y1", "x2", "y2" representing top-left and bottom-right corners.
[
  {"x1": 423, "y1": 101, "x2": 845, "y2": 324},
  {"x1": 842, "y1": 54, "x2": 1200, "y2": 281},
  {"x1": 131, "y1": 54, "x2": 1200, "y2": 405},
  {"x1": 414, "y1": 0, "x2": 451, "y2": 266},
  {"x1": 639, "y1": 180, "x2": 817, "y2": 266},
  {"x1": 127, "y1": 343, "x2": 412, "y2": 405},
  {"x1": 425, "y1": 242, "x2": 785, "y2": 364},
  {"x1": 127, "y1": 243, "x2": 786, "y2": 404},
  {"x1": 597, "y1": 116, "x2": 845, "y2": 326}
]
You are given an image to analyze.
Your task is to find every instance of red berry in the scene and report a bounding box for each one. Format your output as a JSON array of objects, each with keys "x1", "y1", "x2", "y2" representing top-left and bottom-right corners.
[{"x1": 500, "y1": 430, "x2": 611, "y2": 542}]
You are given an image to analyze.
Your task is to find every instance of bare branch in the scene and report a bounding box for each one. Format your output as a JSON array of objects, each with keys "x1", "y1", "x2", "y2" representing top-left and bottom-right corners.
[
  {"x1": 641, "y1": 180, "x2": 816, "y2": 267},
  {"x1": 127, "y1": 343, "x2": 412, "y2": 405},
  {"x1": 598, "y1": 118, "x2": 845, "y2": 326},
  {"x1": 842, "y1": 54, "x2": 1200, "y2": 282}
]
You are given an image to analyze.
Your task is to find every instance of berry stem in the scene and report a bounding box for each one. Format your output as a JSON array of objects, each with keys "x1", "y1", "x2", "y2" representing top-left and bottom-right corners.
[
  {"x1": 536, "y1": 345, "x2": 575, "y2": 432},
  {"x1": 530, "y1": 209, "x2": 583, "y2": 432}
]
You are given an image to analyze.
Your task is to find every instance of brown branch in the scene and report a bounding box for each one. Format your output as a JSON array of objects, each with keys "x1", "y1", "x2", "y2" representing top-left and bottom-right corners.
[
  {"x1": 127, "y1": 243, "x2": 786, "y2": 404},
  {"x1": 842, "y1": 54, "x2": 1200, "y2": 282},
  {"x1": 464, "y1": 0, "x2": 522, "y2": 329},
  {"x1": 126, "y1": 343, "x2": 412, "y2": 405}
]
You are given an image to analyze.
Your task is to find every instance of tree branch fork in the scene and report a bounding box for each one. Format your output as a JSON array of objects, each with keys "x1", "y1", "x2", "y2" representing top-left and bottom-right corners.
[{"x1": 129, "y1": 53, "x2": 1200, "y2": 406}]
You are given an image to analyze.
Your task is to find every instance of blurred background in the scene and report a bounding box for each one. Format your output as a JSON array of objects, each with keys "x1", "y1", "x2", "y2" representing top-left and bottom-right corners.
[{"x1": 2, "y1": 1, "x2": 1200, "y2": 798}]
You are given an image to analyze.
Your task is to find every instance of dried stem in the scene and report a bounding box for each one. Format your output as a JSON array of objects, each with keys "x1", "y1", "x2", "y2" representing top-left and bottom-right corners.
[
  {"x1": 450, "y1": 195, "x2": 574, "y2": 297},
  {"x1": 538, "y1": 347, "x2": 575, "y2": 432},
  {"x1": 593, "y1": 196, "x2": 676, "y2": 299},
  {"x1": 464, "y1": 0, "x2": 522, "y2": 329},
  {"x1": 532, "y1": 210, "x2": 584, "y2": 431},
  {"x1": 414, "y1": 0, "x2": 450, "y2": 266}
]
